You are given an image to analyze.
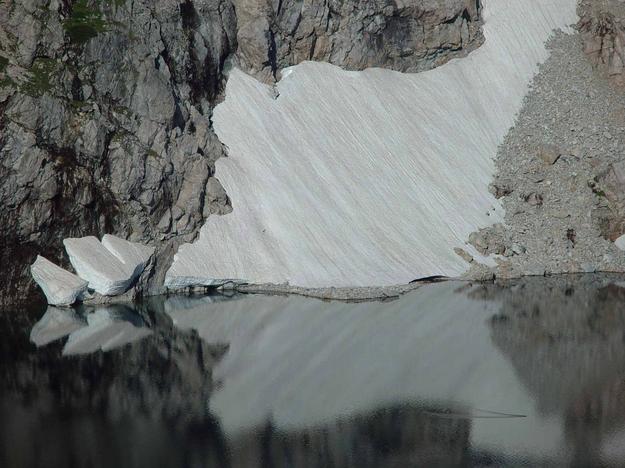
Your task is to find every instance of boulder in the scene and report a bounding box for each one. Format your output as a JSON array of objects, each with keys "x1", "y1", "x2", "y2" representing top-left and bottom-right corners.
[
  {"x1": 536, "y1": 144, "x2": 561, "y2": 165},
  {"x1": 30, "y1": 256, "x2": 88, "y2": 306}
]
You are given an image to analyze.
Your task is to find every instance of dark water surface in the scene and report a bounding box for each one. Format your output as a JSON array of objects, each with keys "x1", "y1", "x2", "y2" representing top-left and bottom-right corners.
[{"x1": 2, "y1": 275, "x2": 625, "y2": 467}]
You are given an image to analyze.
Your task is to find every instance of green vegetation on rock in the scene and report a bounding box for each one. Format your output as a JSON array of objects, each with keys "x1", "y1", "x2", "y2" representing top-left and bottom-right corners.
[
  {"x1": 70, "y1": 99, "x2": 90, "y2": 111},
  {"x1": 0, "y1": 55, "x2": 11, "y2": 88},
  {"x1": 21, "y1": 58, "x2": 57, "y2": 97},
  {"x1": 63, "y1": 0, "x2": 109, "y2": 45},
  {"x1": 0, "y1": 55, "x2": 8, "y2": 73},
  {"x1": 0, "y1": 77, "x2": 14, "y2": 89}
]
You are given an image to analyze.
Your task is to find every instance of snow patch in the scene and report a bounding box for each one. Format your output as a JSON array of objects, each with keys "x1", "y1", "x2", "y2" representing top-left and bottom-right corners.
[
  {"x1": 101, "y1": 234, "x2": 154, "y2": 282},
  {"x1": 167, "y1": 0, "x2": 578, "y2": 288}
]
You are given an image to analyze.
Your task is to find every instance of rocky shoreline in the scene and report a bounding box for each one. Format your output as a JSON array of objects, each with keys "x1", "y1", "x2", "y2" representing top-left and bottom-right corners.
[
  {"x1": 465, "y1": 28, "x2": 625, "y2": 280},
  {"x1": 233, "y1": 281, "x2": 427, "y2": 302}
]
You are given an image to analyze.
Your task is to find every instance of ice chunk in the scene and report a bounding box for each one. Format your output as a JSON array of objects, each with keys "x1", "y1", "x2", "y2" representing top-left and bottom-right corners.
[
  {"x1": 30, "y1": 255, "x2": 88, "y2": 306},
  {"x1": 615, "y1": 234, "x2": 625, "y2": 251},
  {"x1": 101, "y1": 234, "x2": 154, "y2": 281},
  {"x1": 30, "y1": 306, "x2": 87, "y2": 346},
  {"x1": 63, "y1": 236, "x2": 136, "y2": 296}
]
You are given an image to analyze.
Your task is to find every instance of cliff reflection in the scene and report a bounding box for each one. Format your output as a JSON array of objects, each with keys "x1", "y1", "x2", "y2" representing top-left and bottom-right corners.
[
  {"x1": 2, "y1": 275, "x2": 625, "y2": 466},
  {"x1": 485, "y1": 274, "x2": 625, "y2": 465},
  {"x1": 1, "y1": 295, "x2": 478, "y2": 468}
]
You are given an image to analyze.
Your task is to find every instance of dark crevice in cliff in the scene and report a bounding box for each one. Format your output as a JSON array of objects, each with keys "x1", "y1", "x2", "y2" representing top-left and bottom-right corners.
[{"x1": 267, "y1": 29, "x2": 278, "y2": 79}]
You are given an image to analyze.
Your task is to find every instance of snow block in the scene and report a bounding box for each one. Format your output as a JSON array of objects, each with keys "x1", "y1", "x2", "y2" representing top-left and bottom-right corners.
[
  {"x1": 30, "y1": 255, "x2": 88, "y2": 306},
  {"x1": 63, "y1": 236, "x2": 136, "y2": 296},
  {"x1": 101, "y1": 234, "x2": 154, "y2": 282}
]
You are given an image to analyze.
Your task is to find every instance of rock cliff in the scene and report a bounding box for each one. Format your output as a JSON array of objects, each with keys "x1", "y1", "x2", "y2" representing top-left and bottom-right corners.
[
  {"x1": 579, "y1": 0, "x2": 625, "y2": 84},
  {"x1": 233, "y1": 0, "x2": 483, "y2": 81},
  {"x1": 0, "y1": 0, "x2": 483, "y2": 306}
]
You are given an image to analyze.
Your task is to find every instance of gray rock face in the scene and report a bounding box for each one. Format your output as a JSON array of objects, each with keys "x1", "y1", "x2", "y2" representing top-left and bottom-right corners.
[
  {"x1": 0, "y1": 0, "x2": 236, "y2": 305},
  {"x1": 234, "y1": 0, "x2": 483, "y2": 81},
  {"x1": 592, "y1": 161, "x2": 625, "y2": 241},
  {"x1": 579, "y1": 0, "x2": 625, "y2": 85},
  {"x1": 0, "y1": 0, "x2": 484, "y2": 306}
]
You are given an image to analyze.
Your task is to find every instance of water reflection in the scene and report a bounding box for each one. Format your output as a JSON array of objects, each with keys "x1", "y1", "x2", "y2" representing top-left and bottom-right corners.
[
  {"x1": 484, "y1": 276, "x2": 625, "y2": 465},
  {"x1": 1, "y1": 275, "x2": 625, "y2": 467}
]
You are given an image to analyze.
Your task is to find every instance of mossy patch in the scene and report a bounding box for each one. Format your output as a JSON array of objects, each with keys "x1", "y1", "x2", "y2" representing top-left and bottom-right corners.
[
  {"x1": 0, "y1": 77, "x2": 15, "y2": 89},
  {"x1": 0, "y1": 55, "x2": 9, "y2": 74},
  {"x1": 0, "y1": 55, "x2": 11, "y2": 89},
  {"x1": 70, "y1": 99, "x2": 90, "y2": 111},
  {"x1": 63, "y1": 0, "x2": 110, "y2": 45},
  {"x1": 111, "y1": 130, "x2": 129, "y2": 143},
  {"x1": 20, "y1": 58, "x2": 58, "y2": 97},
  {"x1": 113, "y1": 105, "x2": 131, "y2": 115}
]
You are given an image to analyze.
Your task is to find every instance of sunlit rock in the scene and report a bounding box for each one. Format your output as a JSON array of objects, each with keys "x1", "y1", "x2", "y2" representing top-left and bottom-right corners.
[{"x1": 30, "y1": 255, "x2": 88, "y2": 306}]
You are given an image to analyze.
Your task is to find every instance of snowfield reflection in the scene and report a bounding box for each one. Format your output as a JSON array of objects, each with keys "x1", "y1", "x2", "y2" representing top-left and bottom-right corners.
[{"x1": 2, "y1": 275, "x2": 625, "y2": 466}]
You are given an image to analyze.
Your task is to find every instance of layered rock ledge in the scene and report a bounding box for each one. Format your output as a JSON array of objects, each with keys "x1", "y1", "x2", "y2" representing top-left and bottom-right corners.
[{"x1": 579, "y1": 0, "x2": 625, "y2": 84}]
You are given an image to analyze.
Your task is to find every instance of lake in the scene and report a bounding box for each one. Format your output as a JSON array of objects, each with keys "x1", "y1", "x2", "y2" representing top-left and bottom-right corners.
[{"x1": 2, "y1": 274, "x2": 625, "y2": 467}]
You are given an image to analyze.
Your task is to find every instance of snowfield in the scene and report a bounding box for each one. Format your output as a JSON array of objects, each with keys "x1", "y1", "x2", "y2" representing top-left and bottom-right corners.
[{"x1": 166, "y1": 0, "x2": 579, "y2": 289}]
